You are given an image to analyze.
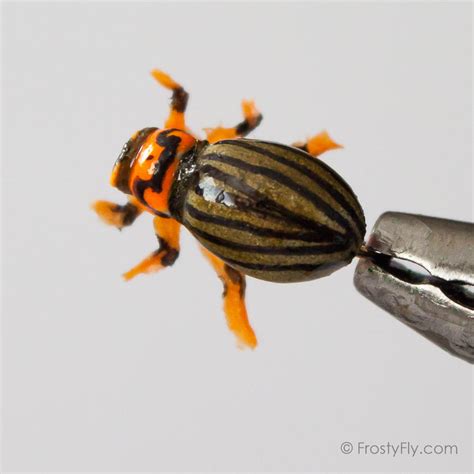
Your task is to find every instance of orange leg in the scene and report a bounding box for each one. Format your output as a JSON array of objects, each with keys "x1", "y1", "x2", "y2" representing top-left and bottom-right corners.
[
  {"x1": 91, "y1": 196, "x2": 145, "y2": 230},
  {"x1": 151, "y1": 69, "x2": 189, "y2": 130},
  {"x1": 200, "y1": 247, "x2": 257, "y2": 349},
  {"x1": 123, "y1": 216, "x2": 181, "y2": 280},
  {"x1": 204, "y1": 100, "x2": 263, "y2": 143},
  {"x1": 292, "y1": 130, "x2": 343, "y2": 157}
]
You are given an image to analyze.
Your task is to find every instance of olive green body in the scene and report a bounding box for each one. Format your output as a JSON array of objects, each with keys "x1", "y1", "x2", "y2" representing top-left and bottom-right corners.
[{"x1": 170, "y1": 139, "x2": 366, "y2": 283}]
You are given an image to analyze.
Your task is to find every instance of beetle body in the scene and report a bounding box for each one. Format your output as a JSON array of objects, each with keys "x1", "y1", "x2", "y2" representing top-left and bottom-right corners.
[
  {"x1": 93, "y1": 69, "x2": 366, "y2": 349},
  {"x1": 171, "y1": 139, "x2": 365, "y2": 283}
]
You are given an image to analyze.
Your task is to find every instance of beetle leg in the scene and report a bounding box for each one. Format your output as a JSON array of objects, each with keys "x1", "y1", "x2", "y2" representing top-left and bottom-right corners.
[
  {"x1": 123, "y1": 216, "x2": 181, "y2": 280},
  {"x1": 292, "y1": 130, "x2": 343, "y2": 157},
  {"x1": 204, "y1": 100, "x2": 263, "y2": 143},
  {"x1": 151, "y1": 69, "x2": 189, "y2": 130},
  {"x1": 92, "y1": 196, "x2": 145, "y2": 230},
  {"x1": 200, "y1": 246, "x2": 257, "y2": 349}
]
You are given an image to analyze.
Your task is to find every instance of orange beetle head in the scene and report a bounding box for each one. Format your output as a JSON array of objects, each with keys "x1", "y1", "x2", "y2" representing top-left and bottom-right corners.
[
  {"x1": 110, "y1": 128, "x2": 196, "y2": 216},
  {"x1": 110, "y1": 127, "x2": 157, "y2": 195}
]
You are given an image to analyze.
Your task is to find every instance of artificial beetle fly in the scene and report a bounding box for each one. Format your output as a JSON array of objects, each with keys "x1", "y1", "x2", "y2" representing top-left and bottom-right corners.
[{"x1": 93, "y1": 70, "x2": 366, "y2": 349}]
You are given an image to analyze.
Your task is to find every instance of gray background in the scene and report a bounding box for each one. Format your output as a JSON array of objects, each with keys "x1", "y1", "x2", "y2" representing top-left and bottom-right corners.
[{"x1": 2, "y1": 1, "x2": 472, "y2": 472}]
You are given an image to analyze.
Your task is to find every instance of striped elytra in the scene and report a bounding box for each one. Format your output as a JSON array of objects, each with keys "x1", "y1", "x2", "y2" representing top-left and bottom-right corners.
[{"x1": 170, "y1": 138, "x2": 366, "y2": 283}]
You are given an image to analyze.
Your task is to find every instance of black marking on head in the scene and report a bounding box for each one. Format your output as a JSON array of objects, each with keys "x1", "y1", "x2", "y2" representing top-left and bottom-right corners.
[
  {"x1": 113, "y1": 127, "x2": 158, "y2": 194},
  {"x1": 132, "y1": 129, "x2": 182, "y2": 209},
  {"x1": 152, "y1": 130, "x2": 182, "y2": 192}
]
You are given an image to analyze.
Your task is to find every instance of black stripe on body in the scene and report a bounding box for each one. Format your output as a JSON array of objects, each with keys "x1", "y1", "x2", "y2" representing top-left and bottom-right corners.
[
  {"x1": 195, "y1": 237, "x2": 350, "y2": 268},
  {"x1": 186, "y1": 222, "x2": 349, "y2": 256},
  {"x1": 195, "y1": 164, "x2": 346, "y2": 240},
  {"x1": 249, "y1": 139, "x2": 364, "y2": 209},
  {"x1": 185, "y1": 191, "x2": 348, "y2": 253},
  {"x1": 197, "y1": 242, "x2": 350, "y2": 283},
  {"x1": 184, "y1": 193, "x2": 352, "y2": 267},
  {"x1": 202, "y1": 249, "x2": 341, "y2": 273},
  {"x1": 243, "y1": 140, "x2": 365, "y2": 232},
  {"x1": 216, "y1": 139, "x2": 365, "y2": 238},
  {"x1": 200, "y1": 152, "x2": 353, "y2": 236},
  {"x1": 184, "y1": 203, "x2": 334, "y2": 243}
]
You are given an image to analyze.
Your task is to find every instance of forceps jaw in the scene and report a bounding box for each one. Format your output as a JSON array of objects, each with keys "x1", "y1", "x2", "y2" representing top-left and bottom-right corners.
[{"x1": 354, "y1": 212, "x2": 474, "y2": 364}]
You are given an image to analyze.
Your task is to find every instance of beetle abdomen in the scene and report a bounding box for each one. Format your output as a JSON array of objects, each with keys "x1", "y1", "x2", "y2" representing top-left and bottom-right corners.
[{"x1": 179, "y1": 139, "x2": 366, "y2": 283}]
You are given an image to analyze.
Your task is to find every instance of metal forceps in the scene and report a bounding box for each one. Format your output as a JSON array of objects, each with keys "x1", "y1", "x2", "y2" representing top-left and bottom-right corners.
[{"x1": 354, "y1": 212, "x2": 474, "y2": 363}]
